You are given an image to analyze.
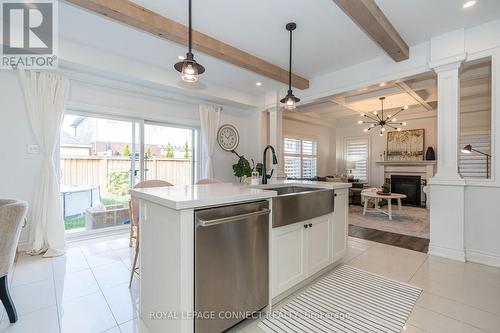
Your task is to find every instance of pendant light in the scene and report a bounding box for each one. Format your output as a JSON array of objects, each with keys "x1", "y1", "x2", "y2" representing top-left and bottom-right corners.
[
  {"x1": 174, "y1": 0, "x2": 205, "y2": 82},
  {"x1": 280, "y1": 22, "x2": 300, "y2": 110}
]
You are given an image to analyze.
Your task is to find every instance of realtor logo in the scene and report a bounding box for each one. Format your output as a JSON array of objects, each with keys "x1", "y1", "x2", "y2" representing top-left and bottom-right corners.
[{"x1": 1, "y1": 0, "x2": 58, "y2": 69}]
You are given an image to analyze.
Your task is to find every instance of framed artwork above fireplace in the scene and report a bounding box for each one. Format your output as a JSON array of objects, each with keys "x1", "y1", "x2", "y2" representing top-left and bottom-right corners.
[{"x1": 387, "y1": 128, "x2": 425, "y2": 161}]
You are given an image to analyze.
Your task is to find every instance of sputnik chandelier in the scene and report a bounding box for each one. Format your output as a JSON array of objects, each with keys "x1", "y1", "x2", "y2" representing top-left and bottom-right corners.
[{"x1": 358, "y1": 97, "x2": 408, "y2": 136}]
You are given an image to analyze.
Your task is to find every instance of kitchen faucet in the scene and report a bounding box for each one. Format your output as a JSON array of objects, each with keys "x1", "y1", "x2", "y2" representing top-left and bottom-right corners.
[{"x1": 262, "y1": 145, "x2": 278, "y2": 184}]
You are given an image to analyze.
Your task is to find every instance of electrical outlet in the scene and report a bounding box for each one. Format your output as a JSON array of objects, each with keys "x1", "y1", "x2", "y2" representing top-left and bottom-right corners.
[{"x1": 27, "y1": 144, "x2": 40, "y2": 154}]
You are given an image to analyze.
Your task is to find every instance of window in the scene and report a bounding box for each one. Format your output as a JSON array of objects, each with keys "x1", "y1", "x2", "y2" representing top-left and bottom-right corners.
[
  {"x1": 459, "y1": 130, "x2": 491, "y2": 178},
  {"x1": 459, "y1": 57, "x2": 492, "y2": 179},
  {"x1": 344, "y1": 137, "x2": 369, "y2": 181},
  {"x1": 284, "y1": 137, "x2": 318, "y2": 178}
]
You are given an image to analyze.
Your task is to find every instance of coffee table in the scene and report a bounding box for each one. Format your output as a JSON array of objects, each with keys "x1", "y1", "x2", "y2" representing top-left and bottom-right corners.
[{"x1": 361, "y1": 191, "x2": 407, "y2": 220}]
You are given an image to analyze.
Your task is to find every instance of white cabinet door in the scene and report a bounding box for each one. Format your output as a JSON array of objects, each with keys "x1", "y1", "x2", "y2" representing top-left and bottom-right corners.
[
  {"x1": 333, "y1": 188, "x2": 349, "y2": 260},
  {"x1": 272, "y1": 222, "x2": 307, "y2": 297},
  {"x1": 307, "y1": 215, "x2": 333, "y2": 276}
]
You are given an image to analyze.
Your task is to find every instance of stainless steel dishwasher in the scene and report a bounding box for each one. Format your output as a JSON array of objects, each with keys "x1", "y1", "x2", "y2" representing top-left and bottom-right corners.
[{"x1": 195, "y1": 201, "x2": 270, "y2": 333}]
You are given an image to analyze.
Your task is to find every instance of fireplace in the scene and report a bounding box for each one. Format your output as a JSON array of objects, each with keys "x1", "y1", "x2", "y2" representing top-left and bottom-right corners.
[{"x1": 390, "y1": 175, "x2": 421, "y2": 206}]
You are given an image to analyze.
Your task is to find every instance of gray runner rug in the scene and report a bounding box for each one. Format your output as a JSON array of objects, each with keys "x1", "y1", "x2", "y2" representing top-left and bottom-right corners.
[{"x1": 258, "y1": 265, "x2": 422, "y2": 333}]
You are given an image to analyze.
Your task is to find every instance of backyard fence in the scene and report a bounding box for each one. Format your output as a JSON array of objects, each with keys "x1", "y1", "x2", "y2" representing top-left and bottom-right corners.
[{"x1": 60, "y1": 156, "x2": 192, "y2": 197}]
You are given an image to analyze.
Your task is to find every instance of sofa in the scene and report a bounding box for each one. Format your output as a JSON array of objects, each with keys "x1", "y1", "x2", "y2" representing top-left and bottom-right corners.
[{"x1": 287, "y1": 176, "x2": 365, "y2": 205}]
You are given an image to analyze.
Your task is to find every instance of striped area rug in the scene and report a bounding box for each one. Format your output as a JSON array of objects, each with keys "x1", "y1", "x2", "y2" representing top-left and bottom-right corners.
[{"x1": 259, "y1": 265, "x2": 421, "y2": 333}]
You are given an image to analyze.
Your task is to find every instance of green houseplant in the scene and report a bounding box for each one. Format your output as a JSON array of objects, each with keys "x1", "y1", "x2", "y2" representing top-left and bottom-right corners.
[{"x1": 231, "y1": 150, "x2": 263, "y2": 182}]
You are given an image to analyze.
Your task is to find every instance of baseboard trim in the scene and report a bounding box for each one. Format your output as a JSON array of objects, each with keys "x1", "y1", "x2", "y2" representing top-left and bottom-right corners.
[
  {"x1": 429, "y1": 244, "x2": 466, "y2": 262},
  {"x1": 333, "y1": 249, "x2": 347, "y2": 263},
  {"x1": 466, "y1": 249, "x2": 500, "y2": 268}
]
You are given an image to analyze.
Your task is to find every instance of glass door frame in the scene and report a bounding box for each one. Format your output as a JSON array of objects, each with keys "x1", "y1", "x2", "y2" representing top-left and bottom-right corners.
[
  {"x1": 143, "y1": 119, "x2": 201, "y2": 185},
  {"x1": 60, "y1": 109, "x2": 145, "y2": 239}
]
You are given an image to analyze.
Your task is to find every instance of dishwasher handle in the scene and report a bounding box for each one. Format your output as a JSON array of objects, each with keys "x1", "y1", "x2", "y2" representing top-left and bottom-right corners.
[{"x1": 197, "y1": 208, "x2": 271, "y2": 227}]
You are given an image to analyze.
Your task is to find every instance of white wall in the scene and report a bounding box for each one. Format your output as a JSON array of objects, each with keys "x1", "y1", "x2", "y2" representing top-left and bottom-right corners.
[
  {"x1": 465, "y1": 186, "x2": 500, "y2": 266},
  {"x1": 283, "y1": 119, "x2": 336, "y2": 176},
  {"x1": 0, "y1": 72, "x2": 42, "y2": 208},
  {"x1": 213, "y1": 110, "x2": 263, "y2": 182},
  {"x1": 335, "y1": 115, "x2": 437, "y2": 186}
]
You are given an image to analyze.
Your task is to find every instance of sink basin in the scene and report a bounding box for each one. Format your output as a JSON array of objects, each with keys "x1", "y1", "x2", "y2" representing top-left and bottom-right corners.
[
  {"x1": 264, "y1": 186, "x2": 335, "y2": 228},
  {"x1": 266, "y1": 186, "x2": 321, "y2": 196}
]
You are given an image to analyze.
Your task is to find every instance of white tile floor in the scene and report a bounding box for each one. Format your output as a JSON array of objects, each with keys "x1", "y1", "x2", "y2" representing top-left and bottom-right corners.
[{"x1": 1, "y1": 234, "x2": 500, "y2": 333}]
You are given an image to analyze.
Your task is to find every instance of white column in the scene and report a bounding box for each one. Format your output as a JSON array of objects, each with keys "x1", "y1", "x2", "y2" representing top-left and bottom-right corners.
[
  {"x1": 428, "y1": 59, "x2": 467, "y2": 262},
  {"x1": 268, "y1": 107, "x2": 286, "y2": 178},
  {"x1": 433, "y1": 62, "x2": 463, "y2": 180}
]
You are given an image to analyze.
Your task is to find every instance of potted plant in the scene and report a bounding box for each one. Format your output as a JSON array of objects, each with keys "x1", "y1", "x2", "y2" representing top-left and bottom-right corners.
[{"x1": 231, "y1": 150, "x2": 263, "y2": 182}]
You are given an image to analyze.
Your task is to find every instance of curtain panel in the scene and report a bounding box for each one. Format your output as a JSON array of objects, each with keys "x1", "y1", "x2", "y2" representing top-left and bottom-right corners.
[
  {"x1": 199, "y1": 104, "x2": 221, "y2": 179},
  {"x1": 18, "y1": 70, "x2": 70, "y2": 257}
]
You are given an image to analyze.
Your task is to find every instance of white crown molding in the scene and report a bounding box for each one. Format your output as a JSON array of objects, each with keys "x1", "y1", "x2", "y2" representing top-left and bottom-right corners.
[{"x1": 428, "y1": 53, "x2": 467, "y2": 71}]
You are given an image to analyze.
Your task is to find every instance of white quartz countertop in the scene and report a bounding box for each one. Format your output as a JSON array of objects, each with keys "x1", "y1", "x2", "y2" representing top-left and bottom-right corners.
[{"x1": 131, "y1": 180, "x2": 351, "y2": 210}]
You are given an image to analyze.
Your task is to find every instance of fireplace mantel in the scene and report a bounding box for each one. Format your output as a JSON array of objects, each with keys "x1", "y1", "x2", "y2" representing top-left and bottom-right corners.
[
  {"x1": 376, "y1": 160, "x2": 436, "y2": 207},
  {"x1": 375, "y1": 161, "x2": 437, "y2": 166}
]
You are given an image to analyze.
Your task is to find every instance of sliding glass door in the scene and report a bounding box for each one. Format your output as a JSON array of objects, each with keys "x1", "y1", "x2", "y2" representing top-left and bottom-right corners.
[
  {"x1": 60, "y1": 115, "x2": 139, "y2": 233},
  {"x1": 60, "y1": 114, "x2": 199, "y2": 234},
  {"x1": 143, "y1": 123, "x2": 198, "y2": 185}
]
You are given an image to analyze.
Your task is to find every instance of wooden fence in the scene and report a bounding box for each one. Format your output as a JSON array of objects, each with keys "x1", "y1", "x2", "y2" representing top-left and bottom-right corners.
[{"x1": 60, "y1": 156, "x2": 192, "y2": 197}]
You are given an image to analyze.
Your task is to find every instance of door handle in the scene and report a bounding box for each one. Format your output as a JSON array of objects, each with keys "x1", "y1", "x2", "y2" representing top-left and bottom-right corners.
[{"x1": 197, "y1": 209, "x2": 271, "y2": 227}]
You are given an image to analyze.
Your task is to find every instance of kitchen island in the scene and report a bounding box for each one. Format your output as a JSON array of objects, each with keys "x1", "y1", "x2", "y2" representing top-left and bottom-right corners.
[{"x1": 132, "y1": 180, "x2": 351, "y2": 333}]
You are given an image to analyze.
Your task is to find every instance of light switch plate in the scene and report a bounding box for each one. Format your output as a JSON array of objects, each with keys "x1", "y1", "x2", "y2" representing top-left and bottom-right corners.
[{"x1": 27, "y1": 144, "x2": 40, "y2": 154}]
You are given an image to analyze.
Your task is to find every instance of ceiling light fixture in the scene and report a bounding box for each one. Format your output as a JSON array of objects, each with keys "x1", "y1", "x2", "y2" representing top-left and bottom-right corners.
[
  {"x1": 358, "y1": 97, "x2": 408, "y2": 136},
  {"x1": 256, "y1": 82, "x2": 262, "y2": 86},
  {"x1": 174, "y1": 0, "x2": 205, "y2": 83},
  {"x1": 463, "y1": 1, "x2": 477, "y2": 8},
  {"x1": 280, "y1": 22, "x2": 300, "y2": 110}
]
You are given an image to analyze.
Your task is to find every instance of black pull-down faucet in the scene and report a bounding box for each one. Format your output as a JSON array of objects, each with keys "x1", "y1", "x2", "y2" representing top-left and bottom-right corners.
[{"x1": 262, "y1": 145, "x2": 278, "y2": 184}]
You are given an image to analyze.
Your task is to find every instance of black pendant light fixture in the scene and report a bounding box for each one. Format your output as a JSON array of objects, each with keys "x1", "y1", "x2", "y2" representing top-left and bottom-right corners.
[
  {"x1": 280, "y1": 22, "x2": 300, "y2": 110},
  {"x1": 174, "y1": 0, "x2": 205, "y2": 83},
  {"x1": 358, "y1": 97, "x2": 408, "y2": 136}
]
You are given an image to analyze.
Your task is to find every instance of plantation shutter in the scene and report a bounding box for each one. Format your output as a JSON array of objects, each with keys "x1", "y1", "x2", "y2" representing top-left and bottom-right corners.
[
  {"x1": 345, "y1": 137, "x2": 369, "y2": 181},
  {"x1": 459, "y1": 130, "x2": 491, "y2": 179},
  {"x1": 284, "y1": 137, "x2": 318, "y2": 178}
]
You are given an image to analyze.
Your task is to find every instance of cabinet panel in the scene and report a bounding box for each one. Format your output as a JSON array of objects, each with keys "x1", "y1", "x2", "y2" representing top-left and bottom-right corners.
[
  {"x1": 308, "y1": 216, "x2": 332, "y2": 276},
  {"x1": 333, "y1": 189, "x2": 348, "y2": 259},
  {"x1": 272, "y1": 222, "x2": 307, "y2": 297}
]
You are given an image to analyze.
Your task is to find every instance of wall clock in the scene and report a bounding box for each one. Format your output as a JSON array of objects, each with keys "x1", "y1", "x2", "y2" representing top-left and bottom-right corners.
[{"x1": 217, "y1": 124, "x2": 239, "y2": 151}]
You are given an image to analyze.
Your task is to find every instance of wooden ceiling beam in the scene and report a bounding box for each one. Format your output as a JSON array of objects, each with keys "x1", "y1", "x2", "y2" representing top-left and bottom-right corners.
[
  {"x1": 64, "y1": 0, "x2": 309, "y2": 89},
  {"x1": 395, "y1": 81, "x2": 434, "y2": 111},
  {"x1": 333, "y1": 0, "x2": 409, "y2": 62}
]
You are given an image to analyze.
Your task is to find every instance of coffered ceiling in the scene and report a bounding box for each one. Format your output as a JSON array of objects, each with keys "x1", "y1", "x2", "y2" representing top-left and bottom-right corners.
[{"x1": 292, "y1": 58, "x2": 491, "y2": 125}]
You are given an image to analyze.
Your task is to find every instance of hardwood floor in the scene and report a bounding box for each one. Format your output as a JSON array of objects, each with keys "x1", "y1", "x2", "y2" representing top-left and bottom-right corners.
[{"x1": 349, "y1": 224, "x2": 429, "y2": 253}]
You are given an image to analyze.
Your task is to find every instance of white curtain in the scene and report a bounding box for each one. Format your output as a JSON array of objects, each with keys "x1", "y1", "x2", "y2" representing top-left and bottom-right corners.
[
  {"x1": 19, "y1": 70, "x2": 70, "y2": 258},
  {"x1": 199, "y1": 104, "x2": 221, "y2": 178}
]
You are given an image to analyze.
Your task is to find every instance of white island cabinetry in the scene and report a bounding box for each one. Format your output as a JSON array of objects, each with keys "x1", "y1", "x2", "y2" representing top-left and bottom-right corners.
[
  {"x1": 271, "y1": 186, "x2": 350, "y2": 299},
  {"x1": 132, "y1": 181, "x2": 350, "y2": 333}
]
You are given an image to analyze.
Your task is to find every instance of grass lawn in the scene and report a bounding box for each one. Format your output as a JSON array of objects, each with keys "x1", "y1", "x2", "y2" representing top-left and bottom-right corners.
[
  {"x1": 64, "y1": 215, "x2": 85, "y2": 230},
  {"x1": 64, "y1": 197, "x2": 129, "y2": 231},
  {"x1": 101, "y1": 196, "x2": 129, "y2": 206}
]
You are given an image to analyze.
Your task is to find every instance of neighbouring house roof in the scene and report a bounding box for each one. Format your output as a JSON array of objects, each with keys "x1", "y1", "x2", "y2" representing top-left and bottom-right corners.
[{"x1": 60, "y1": 131, "x2": 91, "y2": 146}]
